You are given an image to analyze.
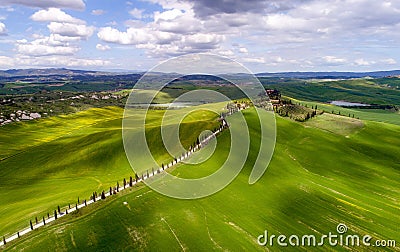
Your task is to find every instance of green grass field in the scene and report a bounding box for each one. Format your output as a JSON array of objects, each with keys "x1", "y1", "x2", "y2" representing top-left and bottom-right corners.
[
  {"x1": 2, "y1": 106, "x2": 399, "y2": 251},
  {"x1": 0, "y1": 105, "x2": 220, "y2": 238},
  {"x1": 295, "y1": 99, "x2": 400, "y2": 126}
]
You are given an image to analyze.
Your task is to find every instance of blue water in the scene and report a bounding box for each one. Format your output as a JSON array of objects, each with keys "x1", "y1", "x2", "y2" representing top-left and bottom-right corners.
[{"x1": 330, "y1": 101, "x2": 370, "y2": 107}]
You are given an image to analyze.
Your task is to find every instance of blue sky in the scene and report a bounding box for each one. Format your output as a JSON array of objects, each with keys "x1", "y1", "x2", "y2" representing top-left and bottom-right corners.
[{"x1": 0, "y1": 0, "x2": 399, "y2": 72}]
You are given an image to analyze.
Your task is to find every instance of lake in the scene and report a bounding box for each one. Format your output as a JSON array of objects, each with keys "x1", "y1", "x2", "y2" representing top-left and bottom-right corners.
[{"x1": 330, "y1": 101, "x2": 370, "y2": 107}]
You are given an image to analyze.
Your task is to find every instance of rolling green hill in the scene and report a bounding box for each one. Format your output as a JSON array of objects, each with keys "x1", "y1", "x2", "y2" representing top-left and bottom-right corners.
[
  {"x1": 2, "y1": 107, "x2": 399, "y2": 251},
  {"x1": 0, "y1": 105, "x2": 220, "y2": 238}
]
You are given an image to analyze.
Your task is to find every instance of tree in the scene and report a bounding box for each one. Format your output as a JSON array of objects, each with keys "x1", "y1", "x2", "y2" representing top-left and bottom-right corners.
[
  {"x1": 58, "y1": 205, "x2": 61, "y2": 214},
  {"x1": 123, "y1": 178, "x2": 126, "y2": 189},
  {"x1": 35, "y1": 217, "x2": 38, "y2": 224},
  {"x1": 93, "y1": 192, "x2": 96, "y2": 202},
  {"x1": 110, "y1": 186, "x2": 112, "y2": 195},
  {"x1": 162, "y1": 164, "x2": 164, "y2": 170},
  {"x1": 3, "y1": 236, "x2": 6, "y2": 245},
  {"x1": 116, "y1": 182, "x2": 119, "y2": 192},
  {"x1": 78, "y1": 197, "x2": 80, "y2": 204},
  {"x1": 43, "y1": 216, "x2": 46, "y2": 225},
  {"x1": 54, "y1": 210, "x2": 57, "y2": 220},
  {"x1": 101, "y1": 191, "x2": 106, "y2": 200},
  {"x1": 129, "y1": 176, "x2": 133, "y2": 187},
  {"x1": 30, "y1": 220, "x2": 33, "y2": 230}
]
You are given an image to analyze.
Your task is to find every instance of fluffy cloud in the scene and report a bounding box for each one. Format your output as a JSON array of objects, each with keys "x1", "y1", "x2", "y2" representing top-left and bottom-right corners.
[
  {"x1": 0, "y1": 22, "x2": 6, "y2": 35},
  {"x1": 323, "y1": 56, "x2": 347, "y2": 65},
  {"x1": 129, "y1": 8, "x2": 144, "y2": 19},
  {"x1": 16, "y1": 37, "x2": 79, "y2": 56},
  {"x1": 31, "y1": 8, "x2": 85, "y2": 24},
  {"x1": 47, "y1": 22, "x2": 95, "y2": 39},
  {"x1": 96, "y1": 44, "x2": 110, "y2": 51},
  {"x1": 239, "y1": 47, "x2": 248, "y2": 53},
  {"x1": 14, "y1": 55, "x2": 111, "y2": 68},
  {"x1": 354, "y1": 58, "x2": 374, "y2": 66},
  {"x1": 98, "y1": 27, "x2": 155, "y2": 45},
  {"x1": 91, "y1": 9, "x2": 105, "y2": 16},
  {"x1": 0, "y1": 0, "x2": 84, "y2": 10},
  {"x1": 0, "y1": 56, "x2": 15, "y2": 68}
]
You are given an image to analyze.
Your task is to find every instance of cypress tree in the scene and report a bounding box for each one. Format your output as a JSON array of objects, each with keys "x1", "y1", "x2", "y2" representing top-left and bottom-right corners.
[
  {"x1": 54, "y1": 210, "x2": 57, "y2": 220},
  {"x1": 117, "y1": 182, "x2": 119, "y2": 192},
  {"x1": 30, "y1": 220, "x2": 33, "y2": 230},
  {"x1": 3, "y1": 236, "x2": 5, "y2": 245},
  {"x1": 110, "y1": 186, "x2": 112, "y2": 195},
  {"x1": 123, "y1": 178, "x2": 126, "y2": 188},
  {"x1": 58, "y1": 205, "x2": 60, "y2": 214},
  {"x1": 35, "y1": 217, "x2": 38, "y2": 224},
  {"x1": 78, "y1": 197, "x2": 80, "y2": 204},
  {"x1": 47, "y1": 213, "x2": 50, "y2": 219},
  {"x1": 17, "y1": 232, "x2": 20, "y2": 238},
  {"x1": 43, "y1": 216, "x2": 45, "y2": 225},
  {"x1": 101, "y1": 191, "x2": 106, "y2": 200},
  {"x1": 69, "y1": 203, "x2": 70, "y2": 209},
  {"x1": 84, "y1": 200, "x2": 87, "y2": 206},
  {"x1": 66, "y1": 209, "x2": 68, "y2": 214},
  {"x1": 129, "y1": 176, "x2": 133, "y2": 187}
]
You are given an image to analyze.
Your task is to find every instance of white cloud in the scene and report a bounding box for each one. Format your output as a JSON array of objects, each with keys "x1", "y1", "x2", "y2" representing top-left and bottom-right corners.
[
  {"x1": 91, "y1": 9, "x2": 105, "y2": 16},
  {"x1": 31, "y1": 8, "x2": 85, "y2": 24},
  {"x1": 97, "y1": 27, "x2": 154, "y2": 45},
  {"x1": 96, "y1": 44, "x2": 111, "y2": 51},
  {"x1": 47, "y1": 22, "x2": 95, "y2": 39},
  {"x1": 0, "y1": 0, "x2": 85, "y2": 10},
  {"x1": 129, "y1": 8, "x2": 144, "y2": 19},
  {"x1": 239, "y1": 47, "x2": 248, "y2": 53},
  {"x1": 354, "y1": 58, "x2": 375, "y2": 66},
  {"x1": 381, "y1": 58, "x2": 396, "y2": 65},
  {"x1": 323, "y1": 56, "x2": 347, "y2": 64},
  {"x1": 217, "y1": 49, "x2": 234, "y2": 56},
  {"x1": 0, "y1": 56, "x2": 14, "y2": 68},
  {"x1": 154, "y1": 8, "x2": 184, "y2": 22},
  {"x1": 242, "y1": 57, "x2": 265, "y2": 63},
  {"x1": 0, "y1": 22, "x2": 6, "y2": 35},
  {"x1": 16, "y1": 37, "x2": 79, "y2": 56},
  {"x1": 15, "y1": 55, "x2": 111, "y2": 68}
]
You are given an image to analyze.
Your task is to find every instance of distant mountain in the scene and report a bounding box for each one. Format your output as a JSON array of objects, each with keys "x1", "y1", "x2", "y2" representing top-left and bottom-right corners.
[
  {"x1": 0, "y1": 68, "x2": 136, "y2": 77},
  {"x1": 255, "y1": 70, "x2": 400, "y2": 79},
  {"x1": 1, "y1": 68, "x2": 400, "y2": 79}
]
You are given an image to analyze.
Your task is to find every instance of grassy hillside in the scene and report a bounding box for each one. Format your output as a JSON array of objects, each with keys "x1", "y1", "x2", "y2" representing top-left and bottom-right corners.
[
  {"x1": 3, "y1": 108, "x2": 399, "y2": 251},
  {"x1": 260, "y1": 77, "x2": 400, "y2": 105},
  {"x1": 0, "y1": 105, "x2": 220, "y2": 237},
  {"x1": 296, "y1": 99, "x2": 400, "y2": 126}
]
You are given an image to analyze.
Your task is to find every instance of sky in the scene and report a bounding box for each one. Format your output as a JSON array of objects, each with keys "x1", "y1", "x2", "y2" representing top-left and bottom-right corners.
[{"x1": 0, "y1": 0, "x2": 399, "y2": 72}]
